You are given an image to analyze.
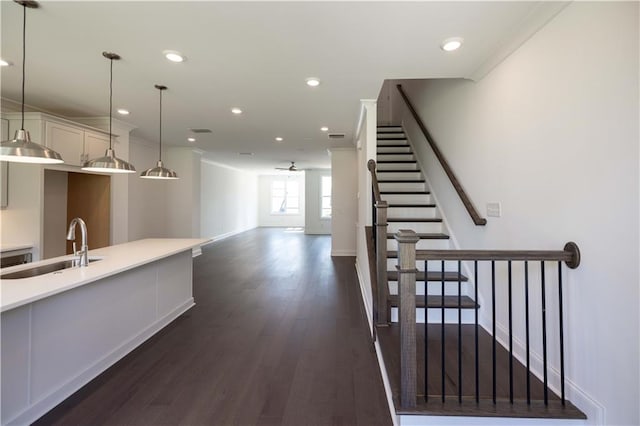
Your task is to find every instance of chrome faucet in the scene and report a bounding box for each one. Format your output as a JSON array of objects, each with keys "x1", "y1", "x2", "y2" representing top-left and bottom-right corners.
[{"x1": 66, "y1": 217, "x2": 89, "y2": 267}]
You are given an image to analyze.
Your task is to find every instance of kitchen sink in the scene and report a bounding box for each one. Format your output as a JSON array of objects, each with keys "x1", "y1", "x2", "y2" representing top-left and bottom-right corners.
[{"x1": 0, "y1": 258, "x2": 102, "y2": 280}]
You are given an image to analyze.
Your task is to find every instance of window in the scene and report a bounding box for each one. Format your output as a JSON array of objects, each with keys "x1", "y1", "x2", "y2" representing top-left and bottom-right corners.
[
  {"x1": 321, "y1": 176, "x2": 331, "y2": 218},
  {"x1": 271, "y1": 179, "x2": 299, "y2": 214}
]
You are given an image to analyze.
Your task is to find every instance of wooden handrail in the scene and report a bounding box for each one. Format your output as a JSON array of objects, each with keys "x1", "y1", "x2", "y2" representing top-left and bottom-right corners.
[
  {"x1": 414, "y1": 242, "x2": 581, "y2": 269},
  {"x1": 367, "y1": 159, "x2": 382, "y2": 203},
  {"x1": 396, "y1": 84, "x2": 487, "y2": 226}
]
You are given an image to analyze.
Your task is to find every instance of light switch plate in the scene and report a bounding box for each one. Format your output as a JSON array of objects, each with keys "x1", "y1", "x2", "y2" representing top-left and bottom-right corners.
[{"x1": 487, "y1": 202, "x2": 502, "y2": 218}]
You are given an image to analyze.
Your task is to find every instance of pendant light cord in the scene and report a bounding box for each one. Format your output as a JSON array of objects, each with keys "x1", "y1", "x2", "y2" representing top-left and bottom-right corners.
[
  {"x1": 159, "y1": 88, "x2": 162, "y2": 161},
  {"x1": 20, "y1": 3, "x2": 26, "y2": 130},
  {"x1": 109, "y1": 58, "x2": 113, "y2": 150}
]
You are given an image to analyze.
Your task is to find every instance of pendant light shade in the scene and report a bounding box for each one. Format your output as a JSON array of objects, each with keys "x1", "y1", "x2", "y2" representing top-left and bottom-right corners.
[
  {"x1": 141, "y1": 85, "x2": 178, "y2": 180},
  {"x1": 0, "y1": 1, "x2": 64, "y2": 164},
  {"x1": 82, "y1": 52, "x2": 135, "y2": 174}
]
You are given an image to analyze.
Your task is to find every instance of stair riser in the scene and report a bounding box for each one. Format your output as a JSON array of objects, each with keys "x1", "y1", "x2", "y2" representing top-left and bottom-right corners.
[
  {"x1": 382, "y1": 193, "x2": 432, "y2": 203},
  {"x1": 387, "y1": 206, "x2": 437, "y2": 218},
  {"x1": 377, "y1": 146, "x2": 411, "y2": 153},
  {"x1": 387, "y1": 221, "x2": 442, "y2": 234},
  {"x1": 377, "y1": 133, "x2": 406, "y2": 139},
  {"x1": 377, "y1": 127, "x2": 403, "y2": 133},
  {"x1": 387, "y1": 258, "x2": 459, "y2": 271},
  {"x1": 376, "y1": 141, "x2": 409, "y2": 149},
  {"x1": 386, "y1": 238, "x2": 449, "y2": 251},
  {"x1": 379, "y1": 182, "x2": 425, "y2": 192},
  {"x1": 390, "y1": 308, "x2": 476, "y2": 324},
  {"x1": 377, "y1": 154, "x2": 415, "y2": 162},
  {"x1": 376, "y1": 162, "x2": 418, "y2": 171},
  {"x1": 388, "y1": 281, "x2": 470, "y2": 296},
  {"x1": 377, "y1": 171, "x2": 422, "y2": 180}
]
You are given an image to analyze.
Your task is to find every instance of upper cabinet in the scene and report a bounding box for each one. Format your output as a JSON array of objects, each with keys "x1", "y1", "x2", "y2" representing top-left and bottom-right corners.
[{"x1": 3, "y1": 113, "x2": 114, "y2": 167}]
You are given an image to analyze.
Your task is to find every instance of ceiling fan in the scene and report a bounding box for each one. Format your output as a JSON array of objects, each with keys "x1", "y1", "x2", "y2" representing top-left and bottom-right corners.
[{"x1": 275, "y1": 161, "x2": 300, "y2": 172}]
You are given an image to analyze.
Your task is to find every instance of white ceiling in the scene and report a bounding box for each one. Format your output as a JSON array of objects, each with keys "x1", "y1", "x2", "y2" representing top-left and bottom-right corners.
[{"x1": 0, "y1": 1, "x2": 559, "y2": 173}]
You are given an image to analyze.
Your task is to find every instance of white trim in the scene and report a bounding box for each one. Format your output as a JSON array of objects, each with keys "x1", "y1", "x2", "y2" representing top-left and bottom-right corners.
[
  {"x1": 201, "y1": 157, "x2": 256, "y2": 174},
  {"x1": 355, "y1": 259, "x2": 373, "y2": 332},
  {"x1": 331, "y1": 249, "x2": 356, "y2": 256},
  {"x1": 202, "y1": 226, "x2": 257, "y2": 246},
  {"x1": 493, "y1": 322, "x2": 604, "y2": 425},
  {"x1": 467, "y1": 2, "x2": 570, "y2": 81},
  {"x1": 355, "y1": 256, "x2": 399, "y2": 426}
]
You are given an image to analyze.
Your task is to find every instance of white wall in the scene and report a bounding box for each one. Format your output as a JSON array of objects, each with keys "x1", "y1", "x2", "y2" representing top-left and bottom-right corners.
[
  {"x1": 127, "y1": 139, "x2": 168, "y2": 240},
  {"x1": 258, "y1": 174, "x2": 305, "y2": 228},
  {"x1": 200, "y1": 159, "x2": 258, "y2": 240},
  {"x1": 396, "y1": 3, "x2": 638, "y2": 425},
  {"x1": 165, "y1": 148, "x2": 202, "y2": 238},
  {"x1": 304, "y1": 169, "x2": 331, "y2": 235},
  {"x1": 330, "y1": 148, "x2": 357, "y2": 255}
]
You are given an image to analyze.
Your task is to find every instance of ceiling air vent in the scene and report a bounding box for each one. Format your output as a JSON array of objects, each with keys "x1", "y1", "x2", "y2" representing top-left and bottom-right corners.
[
  {"x1": 328, "y1": 133, "x2": 345, "y2": 140},
  {"x1": 190, "y1": 128, "x2": 212, "y2": 134}
]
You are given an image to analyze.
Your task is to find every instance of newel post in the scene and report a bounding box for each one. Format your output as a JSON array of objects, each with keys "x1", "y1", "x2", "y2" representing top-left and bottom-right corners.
[
  {"x1": 376, "y1": 200, "x2": 389, "y2": 325},
  {"x1": 395, "y1": 229, "x2": 419, "y2": 408}
]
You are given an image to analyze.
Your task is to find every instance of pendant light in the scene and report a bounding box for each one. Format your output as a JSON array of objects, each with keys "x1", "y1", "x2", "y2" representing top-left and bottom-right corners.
[
  {"x1": 140, "y1": 85, "x2": 178, "y2": 179},
  {"x1": 0, "y1": 1, "x2": 64, "y2": 164},
  {"x1": 82, "y1": 52, "x2": 135, "y2": 173}
]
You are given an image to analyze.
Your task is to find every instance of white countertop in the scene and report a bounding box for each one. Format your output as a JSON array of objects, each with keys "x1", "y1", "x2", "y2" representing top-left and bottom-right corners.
[{"x1": 0, "y1": 238, "x2": 209, "y2": 313}]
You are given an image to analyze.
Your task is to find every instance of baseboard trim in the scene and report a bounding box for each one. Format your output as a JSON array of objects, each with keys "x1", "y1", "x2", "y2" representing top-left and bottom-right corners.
[
  {"x1": 331, "y1": 249, "x2": 356, "y2": 256},
  {"x1": 494, "y1": 322, "x2": 604, "y2": 425},
  {"x1": 203, "y1": 226, "x2": 257, "y2": 246}
]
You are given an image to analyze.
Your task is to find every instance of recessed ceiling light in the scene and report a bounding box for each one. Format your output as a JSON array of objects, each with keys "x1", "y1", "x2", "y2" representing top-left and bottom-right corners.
[
  {"x1": 0, "y1": 59, "x2": 11, "y2": 67},
  {"x1": 187, "y1": 137, "x2": 196, "y2": 142},
  {"x1": 441, "y1": 37, "x2": 463, "y2": 52},
  {"x1": 306, "y1": 78, "x2": 320, "y2": 87},
  {"x1": 231, "y1": 107, "x2": 242, "y2": 114},
  {"x1": 320, "y1": 126, "x2": 329, "y2": 132},
  {"x1": 117, "y1": 108, "x2": 129, "y2": 115},
  {"x1": 163, "y1": 50, "x2": 185, "y2": 63},
  {"x1": 275, "y1": 137, "x2": 283, "y2": 142}
]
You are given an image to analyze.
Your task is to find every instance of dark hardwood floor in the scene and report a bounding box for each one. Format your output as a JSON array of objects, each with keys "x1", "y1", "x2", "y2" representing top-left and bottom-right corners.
[{"x1": 35, "y1": 228, "x2": 392, "y2": 426}]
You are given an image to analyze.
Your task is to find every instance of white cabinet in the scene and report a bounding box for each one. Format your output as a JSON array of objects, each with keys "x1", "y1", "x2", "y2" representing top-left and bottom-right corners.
[
  {"x1": 84, "y1": 131, "x2": 110, "y2": 162},
  {"x1": 45, "y1": 121, "x2": 85, "y2": 166},
  {"x1": 44, "y1": 122, "x2": 111, "y2": 167}
]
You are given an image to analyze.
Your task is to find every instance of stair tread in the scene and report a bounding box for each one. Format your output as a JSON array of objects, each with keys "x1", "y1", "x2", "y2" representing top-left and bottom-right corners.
[
  {"x1": 380, "y1": 191, "x2": 430, "y2": 194},
  {"x1": 388, "y1": 204, "x2": 436, "y2": 207},
  {"x1": 378, "y1": 179, "x2": 425, "y2": 183},
  {"x1": 387, "y1": 294, "x2": 478, "y2": 309},
  {"x1": 377, "y1": 160, "x2": 417, "y2": 164},
  {"x1": 387, "y1": 217, "x2": 442, "y2": 222},
  {"x1": 386, "y1": 232, "x2": 448, "y2": 239},
  {"x1": 387, "y1": 270, "x2": 467, "y2": 282},
  {"x1": 376, "y1": 170, "x2": 420, "y2": 173},
  {"x1": 377, "y1": 144, "x2": 410, "y2": 148}
]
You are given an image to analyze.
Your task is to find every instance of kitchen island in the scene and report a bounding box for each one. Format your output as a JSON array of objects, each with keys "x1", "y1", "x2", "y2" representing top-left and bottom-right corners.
[{"x1": 0, "y1": 238, "x2": 209, "y2": 425}]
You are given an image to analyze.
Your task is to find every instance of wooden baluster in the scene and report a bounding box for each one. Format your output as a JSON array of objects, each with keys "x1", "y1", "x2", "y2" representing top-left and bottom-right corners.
[{"x1": 395, "y1": 229, "x2": 420, "y2": 408}]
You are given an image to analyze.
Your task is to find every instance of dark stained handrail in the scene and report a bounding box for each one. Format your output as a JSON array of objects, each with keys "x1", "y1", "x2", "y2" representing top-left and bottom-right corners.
[{"x1": 396, "y1": 84, "x2": 487, "y2": 226}]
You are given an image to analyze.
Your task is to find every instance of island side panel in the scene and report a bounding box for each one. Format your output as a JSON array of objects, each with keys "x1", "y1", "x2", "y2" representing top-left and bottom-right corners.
[
  {"x1": 1, "y1": 249, "x2": 196, "y2": 426},
  {"x1": 0, "y1": 305, "x2": 31, "y2": 424}
]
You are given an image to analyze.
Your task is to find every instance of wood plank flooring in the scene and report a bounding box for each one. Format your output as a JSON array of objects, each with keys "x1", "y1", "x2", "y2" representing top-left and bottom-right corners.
[
  {"x1": 377, "y1": 324, "x2": 585, "y2": 419},
  {"x1": 34, "y1": 228, "x2": 392, "y2": 426}
]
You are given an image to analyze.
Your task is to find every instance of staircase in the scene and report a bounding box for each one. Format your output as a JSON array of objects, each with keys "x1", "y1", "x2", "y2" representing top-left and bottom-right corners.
[
  {"x1": 370, "y1": 125, "x2": 586, "y2": 422},
  {"x1": 376, "y1": 125, "x2": 478, "y2": 323}
]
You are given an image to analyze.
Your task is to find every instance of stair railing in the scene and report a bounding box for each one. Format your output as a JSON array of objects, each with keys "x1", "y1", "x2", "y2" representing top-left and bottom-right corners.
[
  {"x1": 396, "y1": 84, "x2": 487, "y2": 226},
  {"x1": 368, "y1": 159, "x2": 389, "y2": 325},
  {"x1": 395, "y1": 229, "x2": 580, "y2": 409}
]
